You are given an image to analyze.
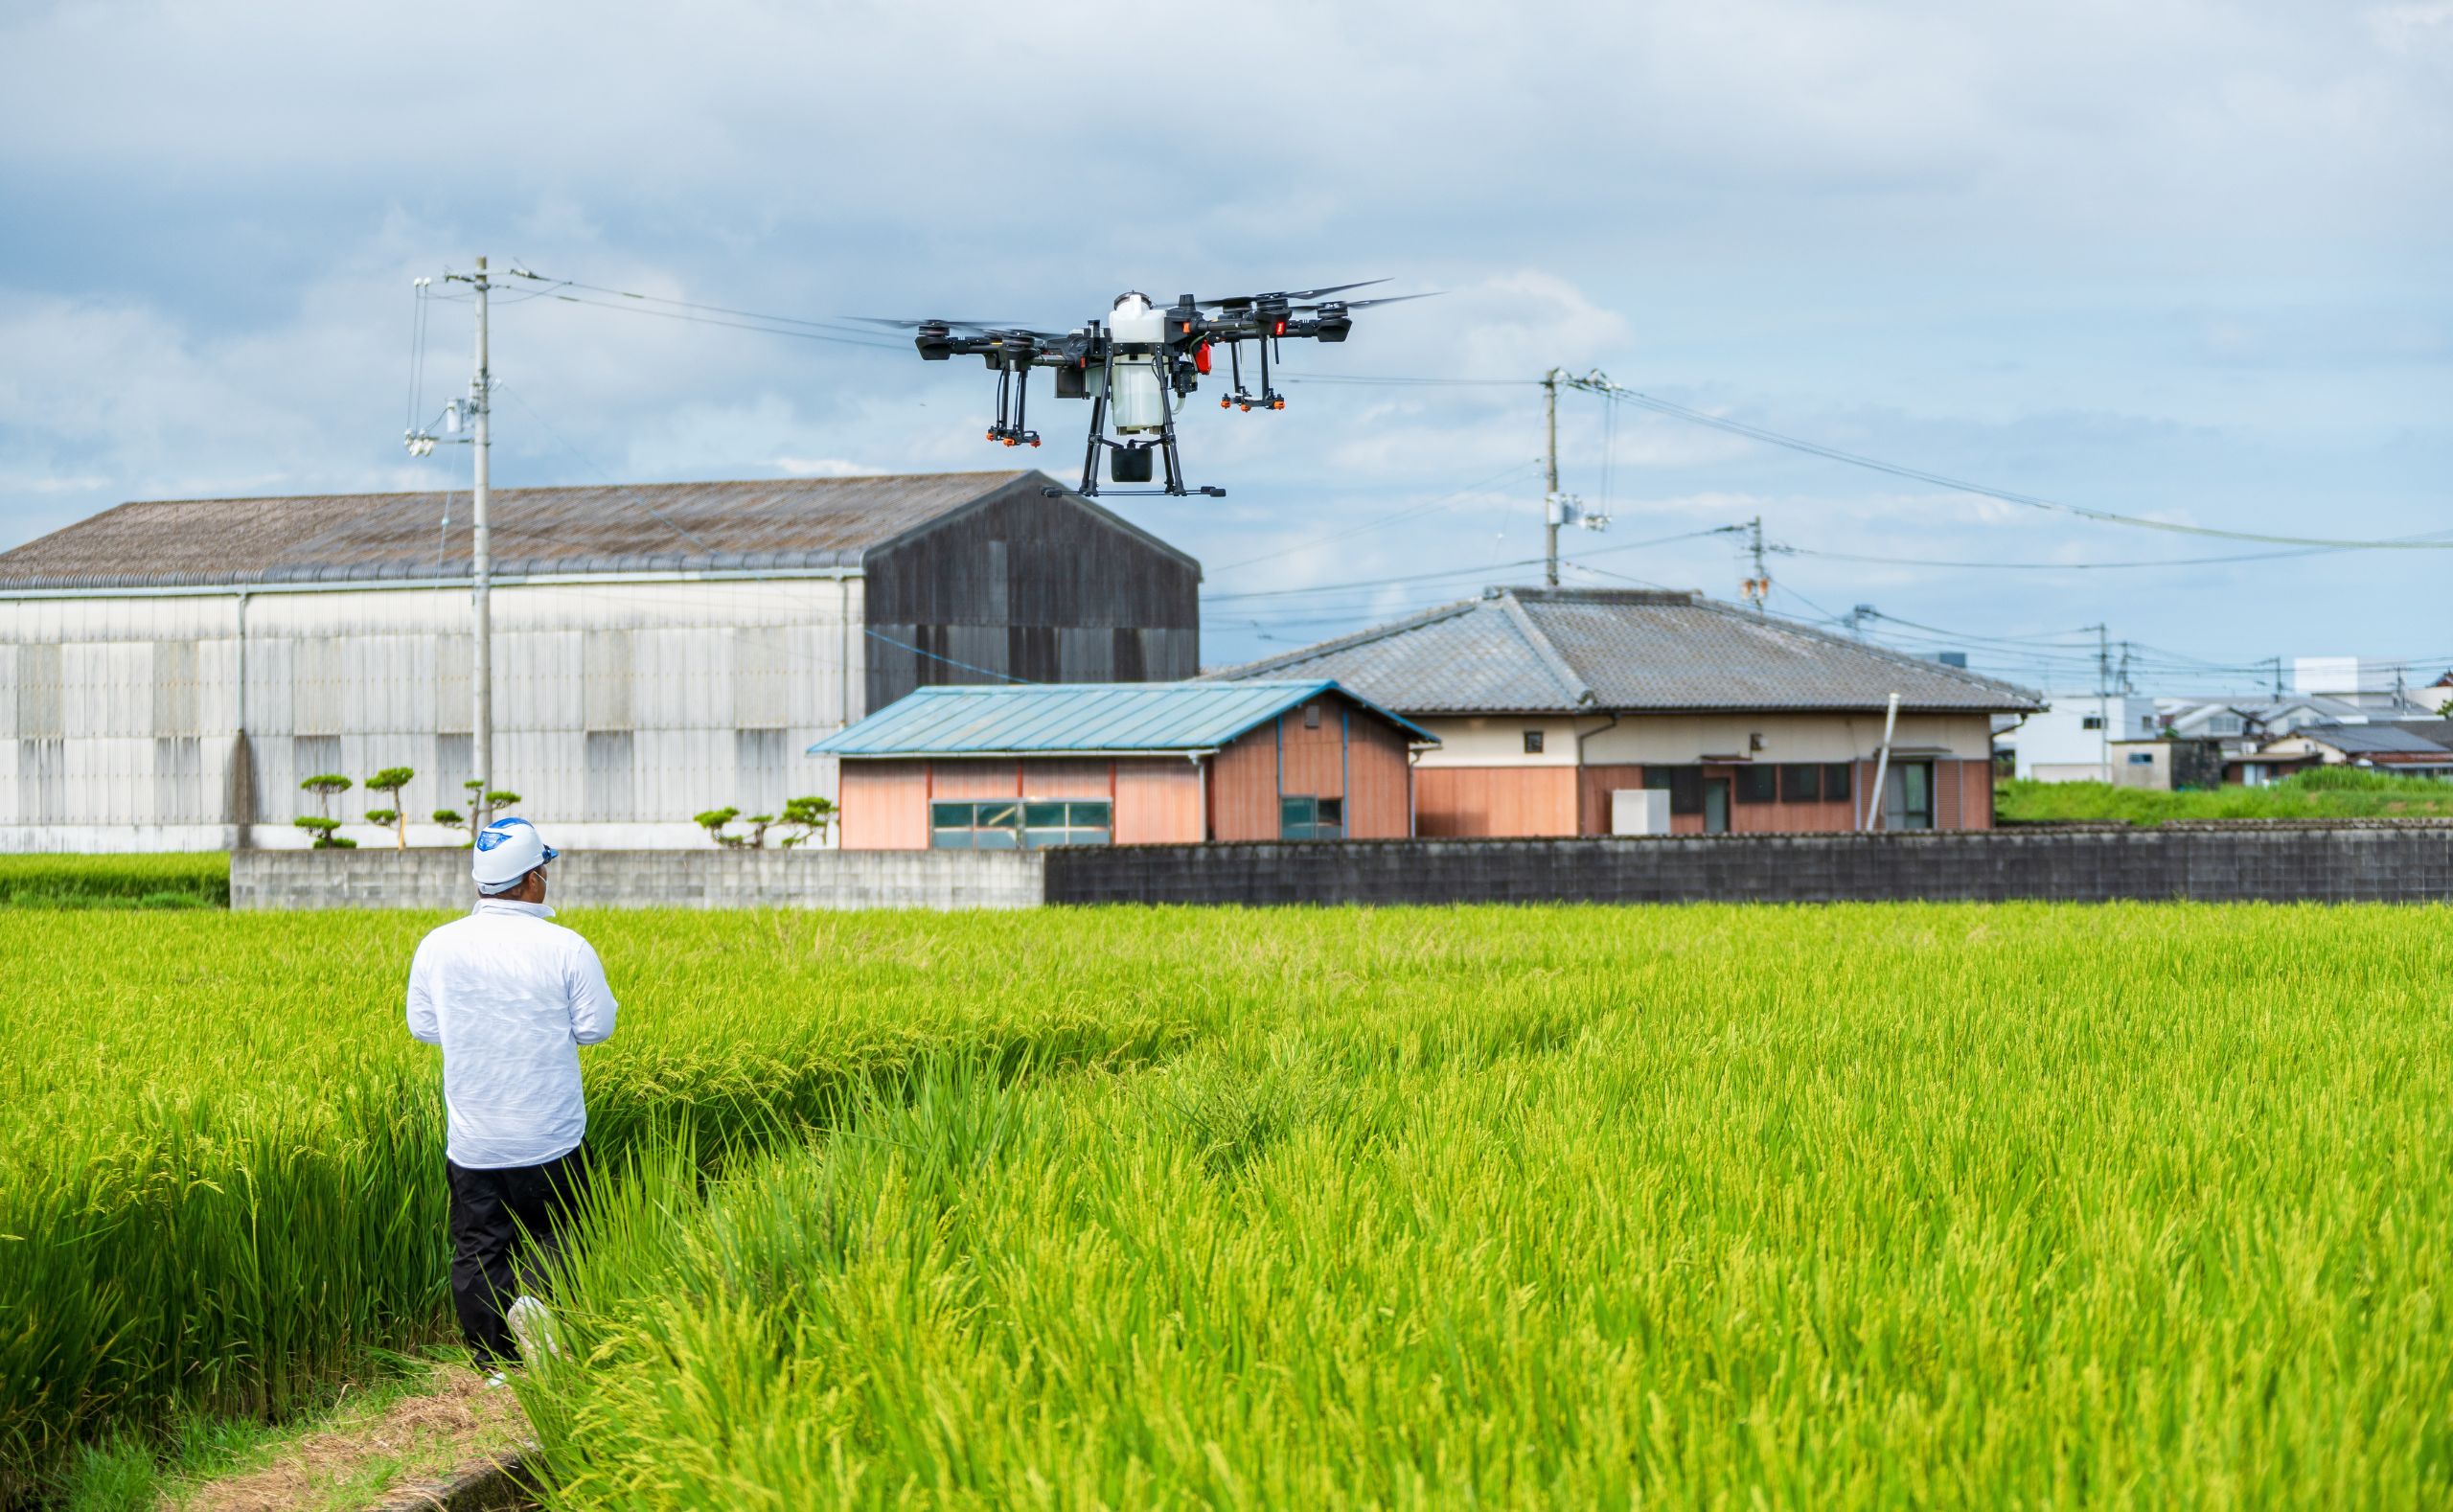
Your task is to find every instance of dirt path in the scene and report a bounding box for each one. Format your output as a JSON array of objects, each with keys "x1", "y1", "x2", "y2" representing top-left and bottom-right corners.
[{"x1": 171, "y1": 1367, "x2": 531, "y2": 1512}]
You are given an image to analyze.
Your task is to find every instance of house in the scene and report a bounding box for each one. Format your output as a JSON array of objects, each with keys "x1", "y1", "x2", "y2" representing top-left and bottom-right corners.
[
  {"x1": 2235, "y1": 721, "x2": 2453, "y2": 784},
  {"x1": 810, "y1": 680, "x2": 1434, "y2": 849},
  {"x1": 2102, "y1": 737, "x2": 2227, "y2": 791},
  {"x1": 0, "y1": 470, "x2": 1200, "y2": 850},
  {"x1": 1213, "y1": 587, "x2": 2041, "y2": 835},
  {"x1": 2006, "y1": 694, "x2": 2163, "y2": 783}
]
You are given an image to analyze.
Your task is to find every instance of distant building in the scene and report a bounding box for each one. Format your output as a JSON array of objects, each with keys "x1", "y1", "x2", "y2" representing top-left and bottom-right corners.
[
  {"x1": 2295, "y1": 655, "x2": 2425, "y2": 713},
  {"x1": 2005, "y1": 694, "x2": 2162, "y2": 783},
  {"x1": 2103, "y1": 737, "x2": 2227, "y2": 792},
  {"x1": 2236, "y1": 721, "x2": 2453, "y2": 784},
  {"x1": 812, "y1": 680, "x2": 1433, "y2": 848},
  {"x1": 1214, "y1": 587, "x2": 2040, "y2": 835},
  {"x1": 0, "y1": 470, "x2": 1199, "y2": 851}
]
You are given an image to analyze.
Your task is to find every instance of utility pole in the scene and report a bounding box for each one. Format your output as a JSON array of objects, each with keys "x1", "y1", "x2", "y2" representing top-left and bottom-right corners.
[
  {"x1": 1741, "y1": 515, "x2": 1770, "y2": 613},
  {"x1": 1542, "y1": 367, "x2": 1562, "y2": 587},
  {"x1": 2093, "y1": 623, "x2": 2112, "y2": 781},
  {"x1": 442, "y1": 256, "x2": 495, "y2": 828}
]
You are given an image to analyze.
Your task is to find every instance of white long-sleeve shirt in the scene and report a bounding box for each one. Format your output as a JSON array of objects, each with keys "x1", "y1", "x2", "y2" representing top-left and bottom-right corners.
[{"x1": 405, "y1": 899, "x2": 618, "y2": 1170}]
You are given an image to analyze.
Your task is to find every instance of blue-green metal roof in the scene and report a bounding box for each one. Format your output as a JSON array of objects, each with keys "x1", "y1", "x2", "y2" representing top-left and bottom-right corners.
[{"x1": 808, "y1": 680, "x2": 1438, "y2": 759}]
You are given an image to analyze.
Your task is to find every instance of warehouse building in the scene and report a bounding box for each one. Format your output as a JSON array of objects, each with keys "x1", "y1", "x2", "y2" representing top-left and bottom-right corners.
[
  {"x1": 1217, "y1": 587, "x2": 2042, "y2": 835},
  {"x1": 812, "y1": 680, "x2": 1433, "y2": 848},
  {"x1": 0, "y1": 470, "x2": 1198, "y2": 851}
]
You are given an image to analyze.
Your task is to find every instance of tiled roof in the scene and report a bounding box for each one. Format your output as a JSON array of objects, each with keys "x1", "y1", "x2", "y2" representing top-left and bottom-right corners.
[
  {"x1": 809, "y1": 680, "x2": 1436, "y2": 758},
  {"x1": 1215, "y1": 587, "x2": 2043, "y2": 715},
  {"x1": 0, "y1": 471, "x2": 1119, "y2": 590},
  {"x1": 2293, "y1": 722, "x2": 2453, "y2": 758}
]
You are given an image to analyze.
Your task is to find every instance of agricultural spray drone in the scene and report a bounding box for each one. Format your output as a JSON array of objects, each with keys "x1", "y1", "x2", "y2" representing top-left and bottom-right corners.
[{"x1": 856, "y1": 281, "x2": 1432, "y2": 498}]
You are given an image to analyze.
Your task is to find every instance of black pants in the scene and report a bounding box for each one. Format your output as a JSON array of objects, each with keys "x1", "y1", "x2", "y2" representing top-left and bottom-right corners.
[{"x1": 447, "y1": 1144, "x2": 591, "y2": 1367}]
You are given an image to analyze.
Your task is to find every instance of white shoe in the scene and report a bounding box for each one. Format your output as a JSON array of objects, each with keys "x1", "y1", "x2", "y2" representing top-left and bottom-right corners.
[
  {"x1": 506, "y1": 1294, "x2": 563, "y2": 1363},
  {"x1": 483, "y1": 1368, "x2": 509, "y2": 1389}
]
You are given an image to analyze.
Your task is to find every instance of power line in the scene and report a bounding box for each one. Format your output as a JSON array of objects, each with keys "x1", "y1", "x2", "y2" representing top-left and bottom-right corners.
[
  {"x1": 1206, "y1": 525, "x2": 1742, "y2": 604},
  {"x1": 1574, "y1": 379, "x2": 2453, "y2": 553},
  {"x1": 1206, "y1": 459, "x2": 1542, "y2": 575},
  {"x1": 532, "y1": 289, "x2": 911, "y2": 351}
]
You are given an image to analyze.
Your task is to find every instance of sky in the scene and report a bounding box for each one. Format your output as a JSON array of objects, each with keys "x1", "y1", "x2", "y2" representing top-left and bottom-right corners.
[{"x1": 2, "y1": 0, "x2": 2447, "y2": 694}]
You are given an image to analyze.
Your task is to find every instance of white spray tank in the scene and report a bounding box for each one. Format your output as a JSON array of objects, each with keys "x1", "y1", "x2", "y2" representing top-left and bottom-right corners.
[{"x1": 1100, "y1": 291, "x2": 1173, "y2": 434}]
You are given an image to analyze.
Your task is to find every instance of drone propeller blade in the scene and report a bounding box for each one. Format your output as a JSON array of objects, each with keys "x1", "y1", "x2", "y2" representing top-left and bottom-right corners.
[
  {"x1": 844, "y1": 316, "x2": 1024, "y2": 332},
  {"x1": 1195, "y1": 278, "x2": 1388, "y2": 309},
  {"x1": 1303, "y1": 291, "x2": 1443, "y2": 310}
]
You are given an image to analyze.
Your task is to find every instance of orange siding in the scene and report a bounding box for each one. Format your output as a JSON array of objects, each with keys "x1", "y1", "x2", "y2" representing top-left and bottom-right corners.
[
  {"x1": 1344, "y1": 717, "x2": 1413, "y2": 838},
  {"x1": 1970, "y1": 762, "x2": 1995, "y2": 829},
  {"x1": 1115, "y1": 758, "x2": 1204, "y2": 844},
  {"x1": 930, "y1": 761, "x2": 1021, "y2": 801},
  {"x1": 1578, "y1": 764, "x2": 1644, "y2": 835},
  {"x1": 1210, "y1": 727, "x2": 1281, "y2": 841},
  {"x1": 839, "y1": 760, "x2": 928, "y2": 850},
  {"x1": 1020, "y1": 759, "x2": 1111, "y2": 801},
  {"x1": 1414, "y1": 767, "x2": 1578, "y2": 837},
  {"x1": 1278, "y1": 703, "x2": 1346, "y2": 800}
]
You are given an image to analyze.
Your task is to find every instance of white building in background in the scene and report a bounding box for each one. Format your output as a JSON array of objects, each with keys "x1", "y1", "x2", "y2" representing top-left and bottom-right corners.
[
  {"x1": 2292, "y1": 656, "x2": 2445, "y2": 717},
  {"x1": 0, "y1": 471, "x2": 1199, "y2": 852},
  {"x1": 2003, "y1": 693, "x2": 2161, "y2": 783}
]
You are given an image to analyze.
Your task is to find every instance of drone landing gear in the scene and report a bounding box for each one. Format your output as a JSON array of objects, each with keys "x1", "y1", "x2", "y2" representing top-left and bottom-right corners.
[
  {"x1": 985, "y1": 363, "x2": 1041, "y2": 448},
  {"x1": 1221, "y1": 339, "x2": 1287, "y2": 412},
  {"x1": 1074, "y1": 377, "x2": 1224, "y2": 498}
]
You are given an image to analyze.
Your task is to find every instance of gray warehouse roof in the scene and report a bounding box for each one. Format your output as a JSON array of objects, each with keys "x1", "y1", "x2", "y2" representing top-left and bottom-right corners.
[
  {"x1": 0, "y1": 470, "x2": 1186, "y2": 590},
  {"x1": 1216, "y1": 587, "x2": 2044, "y2": 715}
]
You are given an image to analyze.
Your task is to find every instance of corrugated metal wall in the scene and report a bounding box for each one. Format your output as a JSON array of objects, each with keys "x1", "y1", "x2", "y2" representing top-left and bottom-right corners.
[
  {"x1": 0, "y1": 576, "x2": 863, "y2": 848},
  {"x1": 862, "y1": 479, "x2": 1201, "y2": 710}
]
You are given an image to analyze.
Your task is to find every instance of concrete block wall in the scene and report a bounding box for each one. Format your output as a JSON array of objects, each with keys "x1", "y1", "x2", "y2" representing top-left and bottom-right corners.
[
  {"x1": 231, "y1": 825, "x2": 2453, "y2": 911},
  {"x1": 1043, "y1": 826, "x2": 2453, "y2": 906},
  {"x1": 231, "y1": 847, "x2": 1044, "y2": 911}
]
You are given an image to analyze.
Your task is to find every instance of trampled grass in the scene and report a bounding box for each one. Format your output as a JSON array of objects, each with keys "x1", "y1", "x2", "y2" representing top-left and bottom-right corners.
[{"x1": 7, "y1": 904, "x2": 2452, "y2": 1505}]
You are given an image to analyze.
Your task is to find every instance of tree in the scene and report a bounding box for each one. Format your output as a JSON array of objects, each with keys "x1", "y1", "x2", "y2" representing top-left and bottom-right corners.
[
  {"x1": 694, "y1": 807, "x2": 742, "y2": 848},
  {"x1": 296, "y1": 773, "x2": 356, "y2": 848},
  {"x1": 443, "y1": 781, "x2": 520, "y2": 846},
  {"x1": 363, "y1": 766, "x2": 415, "y2": 851},
  {"x1": 776, "y1": 795, "x2": 837, "y2": 848}
]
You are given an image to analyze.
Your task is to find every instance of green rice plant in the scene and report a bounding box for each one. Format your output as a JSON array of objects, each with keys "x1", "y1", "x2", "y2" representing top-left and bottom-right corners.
[
  {"x1": 510, "y1": 904, "x2": 2453, "y2": 1508},
  {"x1": 0, "y1": 854, "x2": 227, "y2": 909},
  {"x1": 0, "y1": 907, "x2": 1198, "y2": 1498},
  {"x1": 9, "y1": 903, "x2": 2453, "y2": 1504}
]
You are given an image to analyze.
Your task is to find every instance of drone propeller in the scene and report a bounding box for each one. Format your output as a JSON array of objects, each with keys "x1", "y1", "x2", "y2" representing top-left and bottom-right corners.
[
  {"x1": 1298, "y1": 291, "x2": 1442, "y2": 311},
  {"x1": 844, "y1": 316, "x2": 1030, "y2": 333},
  {"x1": 1195, "y1": 279, "x2": 1388, "y2": 310}
]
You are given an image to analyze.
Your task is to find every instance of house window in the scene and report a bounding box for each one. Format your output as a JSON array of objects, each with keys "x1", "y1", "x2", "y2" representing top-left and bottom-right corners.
[
  {"x1": 1303, "y1": 702, "x2": 1322, "y2": 729},
  {"x1": 2212, "y1": 716, "x2": 2242, "y2": 736},
  {"x1": 2127, "y1": 751, "x2": 2156, "y2": 765},
  {"x1": 1882, "y1": 762, "x2": 1936, "y2": 831},
  {"x1": 1823, "y1": 763, "x2": 1853, "y2": 803},
  {"x1": 1778, "y1": 764, "x2": 1823, "y2": 802},
  {"x1": 1641, "y1": 767, "x2": 1704, "y2": 815},
  {"x1": 1280, "y1": 795, "x2": 1344, "y2": 839},
  {"x1": 1734, "y1": 767, "x2": 1777, "y2": 804},
  {"x1": 1523, "y1": 730, "x2": 1545, "y2": 754},
  {"x1": 931, "y1": 799, "x2": 1114, "y2": 850},
  {"x1": 2080, "y1": 715, "x2": 2104, "y2": 730}
]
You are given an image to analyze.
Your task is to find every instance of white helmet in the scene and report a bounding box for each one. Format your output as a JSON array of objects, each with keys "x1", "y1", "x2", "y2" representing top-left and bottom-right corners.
[{"x1": 472, "y1": 816, "x2": 558, "y2": 889}]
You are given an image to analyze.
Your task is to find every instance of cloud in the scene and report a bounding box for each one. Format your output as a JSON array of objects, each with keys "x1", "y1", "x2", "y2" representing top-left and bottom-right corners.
[{"x1": 0, "y1": 0, "x2": 2446, "y2": 686}]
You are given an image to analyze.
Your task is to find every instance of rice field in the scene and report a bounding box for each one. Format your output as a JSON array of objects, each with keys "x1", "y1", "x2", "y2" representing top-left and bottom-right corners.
[{"x1": 7, "y1": 903, "x2": 2452, "y2": 1505}]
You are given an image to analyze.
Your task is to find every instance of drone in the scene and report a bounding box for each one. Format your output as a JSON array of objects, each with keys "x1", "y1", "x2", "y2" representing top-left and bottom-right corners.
[{"x1": 857, "y1": 281, "x2": 1430, "y2": 498}]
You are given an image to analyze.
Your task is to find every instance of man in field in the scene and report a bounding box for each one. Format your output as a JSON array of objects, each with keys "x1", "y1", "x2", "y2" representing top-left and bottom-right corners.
[{"x1": 405, "y1": 816, "x2": 617, "y2": 1376}]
